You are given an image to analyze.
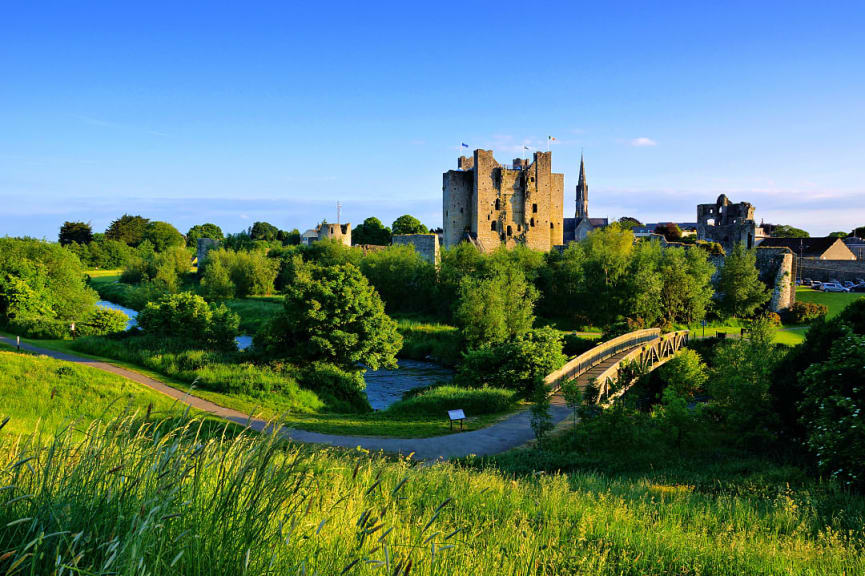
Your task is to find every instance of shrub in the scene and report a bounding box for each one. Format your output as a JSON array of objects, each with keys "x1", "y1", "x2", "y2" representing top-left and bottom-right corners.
[
  {"x1": 785, "y1": 301, "x2": 828, "y2": 324},
  {"x1": 5, "y1": 316, "x2": 72, "y2": 339},
  {"x1": 657, "y1": 348, "x2": 708, "y2": 397},
  {"x1": 386, "y1": 385, "x2": 514, "y2": 417},
  {"x1": 763, "y1": 311, "x2": 782, "y2": 327},
  {"x1": 457, "y1": 327, "x2": 566, "y2": 395},
  {"x1": 298, "y1": 362, "x2": 370, "y2": 413},
  {"x1": 359, "y1": 245, "x2": 437, "y2": 314},
  {"x1": 201, "y1": 248, "x2": 278, "y2": 297},
  {"x1": 798, "y1": 333, "x2": 865, "y2": 489},
  {"x1": 137, "y1": 292, "x2": 240, "y2": 350},
  {"x1": 77, "y1": 307, "x2": 129, "y2": 336}
]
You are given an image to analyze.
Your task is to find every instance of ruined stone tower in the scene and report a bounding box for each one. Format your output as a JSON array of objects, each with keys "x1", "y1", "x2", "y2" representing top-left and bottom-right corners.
[
  {"x1": 442, "y1": 149, "x2": 564, "y2": 252},
  {"x1": 696, "y1": 194, "x2": 761, "y2": 253}
]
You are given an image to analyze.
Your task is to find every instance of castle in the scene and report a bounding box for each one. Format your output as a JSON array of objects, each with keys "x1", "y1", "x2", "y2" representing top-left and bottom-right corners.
[
  {"x1": 696, "y1": 195, "x2": 763, "y2": 253},
  {"x1": 444, "y1": 149, "x2": 605, "y2": 252}
]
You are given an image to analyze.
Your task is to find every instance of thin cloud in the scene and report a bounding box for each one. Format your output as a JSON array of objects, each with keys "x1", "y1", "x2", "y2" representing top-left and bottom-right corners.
[{"x1": 630, "y1": 137, "x2": 657, "y2": 147}]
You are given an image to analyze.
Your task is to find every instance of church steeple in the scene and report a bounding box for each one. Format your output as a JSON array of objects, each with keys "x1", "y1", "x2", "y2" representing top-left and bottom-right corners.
[{"x1": 576, "y1": 153, "x2": 589, "y2": 220}]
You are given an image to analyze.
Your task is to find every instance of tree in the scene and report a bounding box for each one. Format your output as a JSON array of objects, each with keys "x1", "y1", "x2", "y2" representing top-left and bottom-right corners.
[
  {"x1": 560, "y1": 378, "x2": 582, "y2": 429},
  {"x1": 202, "y1": 248, "x2": 278, "y2": 297},
  {"x1": 0, "y1": 238, "x2": 98, "y2": 323},
  {"x1": 277, "y1": 228, "x2": 301, "y2": 245},
  {"x1": 352, "y1": 217, "x2": 392, "y2": 246},
  {"x1": 855, "y1": 226, "x2": 865, "y2": 238},
  {"x1": 530, "y1": 385, "x2": 554, "y2": 447},
  {"x1": 250, "y1": 221, "x2": 279, "y2": 242},
  {"x1": 769, "y1": 224, "x2": 809, "y2": 238},
  {"x1": 138, "y1": 292, "x2": 239, "y2": 350},
  {"x1": 59, "y1": 221, "x2": 93, "y2": 246},
  {"x1": 454, "y1": 267, "x2": 537, "y2": 349},
  {"x1": 707, "y1": 316, "x2": 782, "y2": 449},
  {"x1": 186, "y1": 223, "x2": 224, "y2": 247},
  {"x1": 359, "y1": 245, "x2": 436, "y2": 314},
  {"x1": 716, "y1": 243, "x2": 769, "y2": 318},
  {"x1": 200, "y1": 256, "x2": 235, "y2": 299},
  {"x1": 658, "y1": 348, "x2": 708, "y2": 397},
  {"x1": 828, "y1": 231, "x2": 848, "y2": 238},
  {"x1": 653, "y1": 222, "x2": 682, "y2": 242},
  {"x1": 391, "y1": 214, "x2": 428, "y2": 235},
  {"x1": 144, "y1": 221, "x2": 185, "y2": 252},
  {"x1": 105, "y1": 214, "x2": 150, "y2": 246},
  {"x1": 257, "y1": 263, "x2": 401, "y2": 370},
  {"x1": 617, "y1": 216, "x2": 643, "y2": 229}
]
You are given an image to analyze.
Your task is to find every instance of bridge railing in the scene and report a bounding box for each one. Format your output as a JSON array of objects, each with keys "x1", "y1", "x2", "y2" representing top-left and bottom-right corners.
[
  {"x1": 544, "y1": 328, "x2": 661, "y2": 390},
  {"x1": 594, "y1": 330, "x2": 691, "y2": 403}
]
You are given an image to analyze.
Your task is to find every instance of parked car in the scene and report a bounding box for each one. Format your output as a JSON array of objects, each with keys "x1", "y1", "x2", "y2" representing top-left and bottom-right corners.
[
  {"x1": 803, "y1": 277, "x2": 814, "y2": 286},
  {"x1": 843, "y1": 280, "x2": 856, "y2": 288},
  {"x1": 852, "y1": 284, "x2": 865, "y2": 293},
  {"x1": 811, "y1": 281, "x2": 823, "y2": 289},
  {"x1": 856, "y1": 278, "x2": 865, "y2": 285},
  {"x1": 822, "y1": 282, "x2": 850, "y2": 293}
]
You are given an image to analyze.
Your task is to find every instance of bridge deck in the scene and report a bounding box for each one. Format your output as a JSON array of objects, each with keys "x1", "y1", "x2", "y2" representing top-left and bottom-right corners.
[{"x1": 550, "y1": 345, "x2": 644, "y2": 405}]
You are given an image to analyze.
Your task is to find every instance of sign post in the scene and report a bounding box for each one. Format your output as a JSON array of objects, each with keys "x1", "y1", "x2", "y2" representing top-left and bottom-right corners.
[{"x1": 448, "y1": 409, "x2": 466, "y2": 432}]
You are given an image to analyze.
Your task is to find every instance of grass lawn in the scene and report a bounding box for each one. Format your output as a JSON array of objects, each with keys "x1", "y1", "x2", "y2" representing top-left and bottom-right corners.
[
  {"x1": 796, "y1": 287, "x2": 865, "y2": 318},
  {"x1": 3, "y1": 332, "x2": 510, "y2": 438},
  {"x1": 0, "y1": 349, "x2": 188, "y2": 437}
]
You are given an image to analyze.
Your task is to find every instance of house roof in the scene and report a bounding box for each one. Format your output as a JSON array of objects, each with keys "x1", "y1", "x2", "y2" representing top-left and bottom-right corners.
[
  {"x1": 563, "y1": 217, "x2": 609, "y2": 239},
  {"x1": 758, "y1": 236, "x2": 848, "y2": 257}
]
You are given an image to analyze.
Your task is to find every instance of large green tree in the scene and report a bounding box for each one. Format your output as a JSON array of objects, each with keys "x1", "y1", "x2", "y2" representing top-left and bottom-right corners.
[
  {"x1": 59, "y1": 221, "x2": 93, "y2": 246},
  {"x1": 144, "y1": 221, "x2": 185, "y2": 252},
  {"x1": 257, "y1": 263, "x2": 401, "y2": 370},
  {"x1": 250, "y1": 221, "x2": 279, "y2": 242},
  {"x1": 391, "y1": 214, "x2": 428, "y2": 235},
  {"x1": 105, "y1": 214, "x2": 150, "y2": 246},
  {"x1": 352, "y1": 217, "x2": 392, "y2": 246},
  {"x1": 716, "y1": 243, "x2": 770, "y2": 318},
  {"x1": 0, "y1": 238, "x2": 98, "y2": 322},
  {"x1": 454, "y1": 267, "x2": 537, "y2": 349},
  {"x1": 186, "y1": 223, "x2": 224, "y2": 247}
]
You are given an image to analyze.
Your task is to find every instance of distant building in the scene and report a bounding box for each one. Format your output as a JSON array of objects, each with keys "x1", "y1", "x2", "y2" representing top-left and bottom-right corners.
[
  {"x1": 301, "y1": 222, "x2": 352, "y2": 247},
  {"x1": 563, "y1": 155, "x2": 608, "y2": 241},
  {"x1": 842, "y1": 236, "x2": 865, "y2": 260},
  {"x1": 757, "y1": 237, "x2": 856, "y2": 261}
]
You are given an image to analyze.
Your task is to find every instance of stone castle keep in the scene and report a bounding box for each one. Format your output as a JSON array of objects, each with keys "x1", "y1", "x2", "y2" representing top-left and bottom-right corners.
[{"x1": 443, "y1": 149, "x2": 565, "y2": 251}]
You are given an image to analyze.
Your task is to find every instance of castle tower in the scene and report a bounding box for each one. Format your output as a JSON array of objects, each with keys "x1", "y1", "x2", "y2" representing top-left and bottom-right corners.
[{"x1": 575, "y1": 154, "x2": 589, "y2": 220}]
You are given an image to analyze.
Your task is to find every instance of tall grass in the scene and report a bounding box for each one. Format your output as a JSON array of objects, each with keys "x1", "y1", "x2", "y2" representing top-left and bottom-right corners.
[
  {"x1": 387, "y1": 385, "x2": 515, "y2": 417},
  {"x1": 395, "y1": 317, "x2": 462, "y2": 365},
  {"x1": 0, "y1": 414, "x2": 862, "y2": 575}
]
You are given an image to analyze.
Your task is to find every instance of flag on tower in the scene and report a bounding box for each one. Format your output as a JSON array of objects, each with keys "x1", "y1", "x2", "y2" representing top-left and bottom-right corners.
[
  {"x1": 548, "y1": 136, "x2": 556, "y2": 141},
  {"x1": 461, "y1": 142, "x2": 469, "y2": 148}
]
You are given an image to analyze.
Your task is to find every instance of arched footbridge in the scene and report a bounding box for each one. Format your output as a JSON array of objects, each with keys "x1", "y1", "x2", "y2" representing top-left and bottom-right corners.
[{"x1": 545, "y1": 328, "x2": 690, "y2": 405}]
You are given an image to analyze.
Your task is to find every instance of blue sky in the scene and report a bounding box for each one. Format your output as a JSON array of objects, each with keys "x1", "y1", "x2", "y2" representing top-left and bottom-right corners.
[{"x1": 2, "y1": 1, "x2": 864, "y2": 239}]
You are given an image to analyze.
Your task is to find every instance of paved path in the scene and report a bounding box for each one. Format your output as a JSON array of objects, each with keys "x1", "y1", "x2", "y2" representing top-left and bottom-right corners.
[{"x1": 0, "y1": 335, "x2": 575, "y2": 460}]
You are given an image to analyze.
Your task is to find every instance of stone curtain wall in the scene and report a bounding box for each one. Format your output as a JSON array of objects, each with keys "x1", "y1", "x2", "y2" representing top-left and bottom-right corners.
[
  {"x1": 392, "y1": 234, "x2": 440, "y2": 266},
  {"x1": 799, "y1": 259, "x2": 865, "y2": 282}
]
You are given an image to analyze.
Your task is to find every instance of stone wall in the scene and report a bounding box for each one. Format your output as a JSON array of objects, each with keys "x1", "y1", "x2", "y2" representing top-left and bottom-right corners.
[
  {"x1": 392, "y1": 234, "x2": 440, "y2": 266},
  {"x1": 799, "y1": 259, "x2": 865, "y2": 282},
  {"x1": 708, "y1": 246, "x2": 796, "y2": 312},
  {"x1": 319, "y1": 223, "x2": 351, "y2": 246}
]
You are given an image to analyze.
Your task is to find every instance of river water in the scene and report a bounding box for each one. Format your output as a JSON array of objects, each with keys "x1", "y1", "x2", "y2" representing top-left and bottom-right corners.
[{"x1": 96, "y1": 300, "x2": 451, "y2": 409}]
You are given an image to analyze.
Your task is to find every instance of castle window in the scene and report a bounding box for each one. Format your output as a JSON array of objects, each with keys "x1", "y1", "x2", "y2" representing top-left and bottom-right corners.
[
  {"x1": 507, "y1": 225, "x2": 512, "y2": 236},
  {"x1": 460, "y1": 207, "x2": 463, "y2": 214},
  {"x1": 550, "y1": 222, "x2": 554, "y2": 229},
  {"x1": 530, "y1": 177, "x2": 535, "y2": 183},
  {"x1": 530, "y1": 218, "x2": 535, "y2": 227},
  {"x1": 532, "y1": 203, "x2": 538, "y2": 213},
  {"x1": 491, "y1": 221, "x2": 496, "y2": 231},
  {"x1": 495, "y1": 198, "x2": 500, "y2": 210},
  {"x1": 517, "y1": 224, "x2": 522, "y2": 232}
]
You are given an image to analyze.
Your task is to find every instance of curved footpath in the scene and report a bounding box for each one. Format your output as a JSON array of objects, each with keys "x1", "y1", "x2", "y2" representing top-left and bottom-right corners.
[{"x1": 0, "y1": 335, "x2": 569, "y2": 460}]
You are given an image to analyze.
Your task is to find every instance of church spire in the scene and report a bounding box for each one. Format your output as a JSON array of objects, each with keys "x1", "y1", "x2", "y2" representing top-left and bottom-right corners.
[{"x1": 576, "y1": 153, "x2": 589, "y2": 220}]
